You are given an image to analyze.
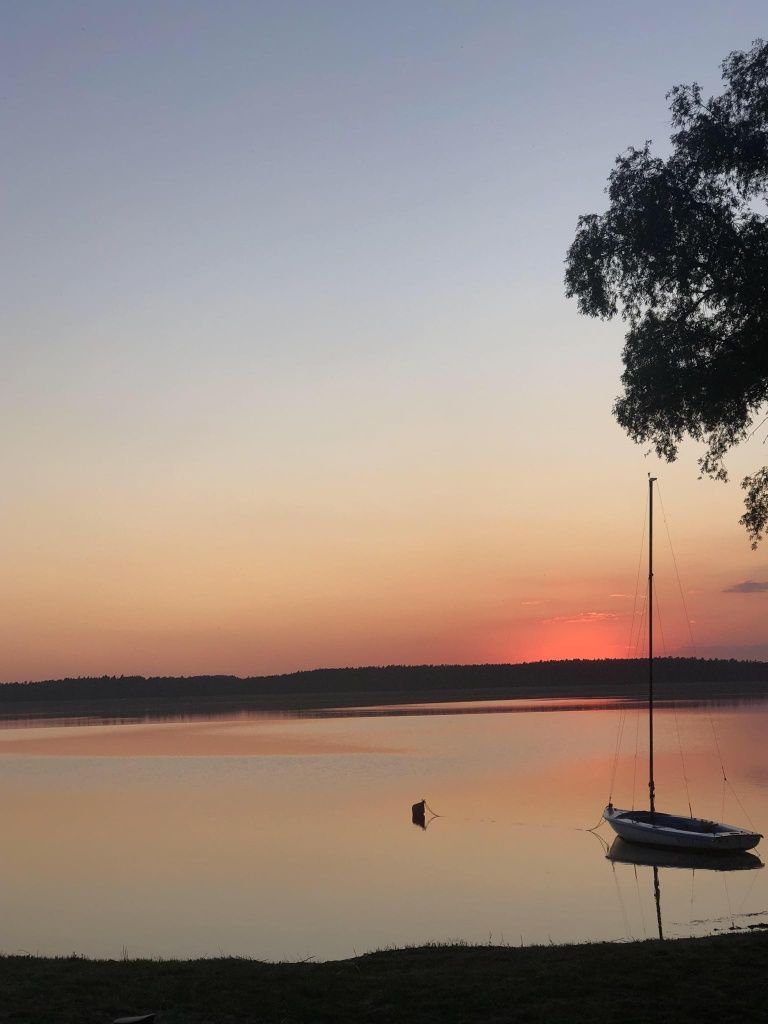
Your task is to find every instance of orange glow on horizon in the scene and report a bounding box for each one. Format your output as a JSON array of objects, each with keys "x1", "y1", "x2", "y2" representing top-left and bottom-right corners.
[
  {"x1": 1, "y1": 466, "x2": 765, "y2": 682},
  {"x1": 507, "y1": 619, "x2": 631, "y2": 664}
]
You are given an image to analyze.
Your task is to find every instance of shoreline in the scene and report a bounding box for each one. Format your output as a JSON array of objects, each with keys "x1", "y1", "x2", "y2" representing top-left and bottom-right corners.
[
  {"x1": 1, "y1": 681, "x2": 767, "y2": 725},
  {"x1": 4, "y1": 931, "x2": 768, "y2": 1023},
  {"x1": 2, "y1": 657, "x2": 768, "y2": 723},
  {"x1": 1, "y1": 659, "x2": 768, "y2": 724}
]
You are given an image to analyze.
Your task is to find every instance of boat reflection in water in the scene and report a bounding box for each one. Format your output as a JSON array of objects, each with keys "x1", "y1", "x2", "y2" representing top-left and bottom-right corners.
[
  {"x1": 607, "y1": 838, "x2": 763, "y2": 873},
  {"x1": 606, "y1": 837, "x2": 763, "y2": 940}
]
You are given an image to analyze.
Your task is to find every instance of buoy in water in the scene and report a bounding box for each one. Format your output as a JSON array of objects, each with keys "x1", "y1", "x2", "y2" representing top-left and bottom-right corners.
[{"x1": 411, "y1": 798, "x2": 426, "y2": 829}]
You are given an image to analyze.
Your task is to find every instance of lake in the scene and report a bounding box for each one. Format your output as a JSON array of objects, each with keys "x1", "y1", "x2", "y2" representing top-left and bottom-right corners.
[{"x1": 1, "y1": 696, "x2": 766, "y2": 960}]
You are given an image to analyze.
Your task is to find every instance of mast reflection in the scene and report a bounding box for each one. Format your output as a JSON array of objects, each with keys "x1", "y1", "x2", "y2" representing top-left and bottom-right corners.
[{"x1": 606, "y1": 837, "x2": 763, "y2": 941}]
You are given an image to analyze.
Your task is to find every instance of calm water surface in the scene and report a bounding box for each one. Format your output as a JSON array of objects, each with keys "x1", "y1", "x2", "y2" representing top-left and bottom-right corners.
[{"x1": 1, "y1": 697, "x2": 766, "y2": 960}]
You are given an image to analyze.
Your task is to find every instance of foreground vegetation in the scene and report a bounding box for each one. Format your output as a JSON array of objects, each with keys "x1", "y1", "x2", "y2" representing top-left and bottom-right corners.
[{"x1": 2, "y1": 932, "x2": 767, "y2": 1024}]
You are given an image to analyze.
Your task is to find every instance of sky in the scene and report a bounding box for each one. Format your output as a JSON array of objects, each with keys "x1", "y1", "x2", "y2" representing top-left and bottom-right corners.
[{"x1": 3, "y1": 0, "x2": 768, "y2": 681}]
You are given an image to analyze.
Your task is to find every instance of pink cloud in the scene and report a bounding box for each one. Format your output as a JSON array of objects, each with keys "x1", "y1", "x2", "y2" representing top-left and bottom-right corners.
[{"x1": 541, "y1": 611, "x2": 621, "y2": 625}]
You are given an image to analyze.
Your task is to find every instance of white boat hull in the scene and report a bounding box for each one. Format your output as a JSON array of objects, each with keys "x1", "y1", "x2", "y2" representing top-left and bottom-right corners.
[{"x1": 604, "y1": 805, "x2": 762, "y2": 852}]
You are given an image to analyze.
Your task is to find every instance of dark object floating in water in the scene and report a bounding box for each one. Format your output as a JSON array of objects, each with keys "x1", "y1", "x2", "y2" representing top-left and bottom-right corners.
[
  {"x1": 412, "y1": 799, "x2": 426, "y2": 828},
  {"x1": 412, "y1": 798, "x2": 441, "y2": 830},
  {"x1": 113, "y1": 1015, "x2": 156, "y2": 1023}
]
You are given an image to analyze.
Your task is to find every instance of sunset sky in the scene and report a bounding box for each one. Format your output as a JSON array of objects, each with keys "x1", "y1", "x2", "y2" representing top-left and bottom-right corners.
[{"x1": 3, "y1": 1, "x2": 768, "y2": 682}]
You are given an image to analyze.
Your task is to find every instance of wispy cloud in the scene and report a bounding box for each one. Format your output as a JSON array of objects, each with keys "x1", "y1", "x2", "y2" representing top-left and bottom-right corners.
[
  {"x1": 609, "y1": 593, "x2": 632, "y2": 599},
  {"x1": 723, "y1": 580, "x2": 768, "y2": 594},
  {"x1": 541, "y1": 611, "x2": 620, "y2": 625},
  {"x1": 520, "y1": 600, "x2": 543, "y2": 606}
]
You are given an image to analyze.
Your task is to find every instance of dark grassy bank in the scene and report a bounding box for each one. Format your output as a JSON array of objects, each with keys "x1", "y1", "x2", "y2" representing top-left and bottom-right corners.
[
  {"x1": 2, "y1": 658, "x2": 768, "y2": 721},
  {"x1": 2, "y1": 932, "x2": 768, "y2": 1024}
]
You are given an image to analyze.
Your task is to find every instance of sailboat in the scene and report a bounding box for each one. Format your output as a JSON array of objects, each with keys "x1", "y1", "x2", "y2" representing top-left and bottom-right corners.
[{"x1": 603, "y1": 477, "x2": 762, "y2": 854}]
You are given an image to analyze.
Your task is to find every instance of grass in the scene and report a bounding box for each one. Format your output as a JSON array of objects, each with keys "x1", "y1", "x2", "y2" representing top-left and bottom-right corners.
[{"x1": 1, "y1": 932, "x2": 767, "y2": 1023}]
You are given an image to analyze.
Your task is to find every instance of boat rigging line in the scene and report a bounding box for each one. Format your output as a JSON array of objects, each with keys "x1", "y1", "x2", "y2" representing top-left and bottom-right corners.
[
  {"x1": 656, "y1": 482, "x2": 757, "y2": 833},
  {"x1": 603, "y1": 478, "x2": 761, "y2": 852},
  {"x1": 631, "y1": 704, "x2": 641, "y2": 812},
  {"x1": 607, "y1": 492, "x2": 648, "y2": 809},
  {"x1": 653, "y1": 576, "x2": 694, "y2": 818}
]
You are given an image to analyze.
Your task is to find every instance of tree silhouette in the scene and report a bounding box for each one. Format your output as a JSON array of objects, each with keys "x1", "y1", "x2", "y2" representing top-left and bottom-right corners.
[{"x1": 566, "y1": 40, "x2": 768, "y2": 546}]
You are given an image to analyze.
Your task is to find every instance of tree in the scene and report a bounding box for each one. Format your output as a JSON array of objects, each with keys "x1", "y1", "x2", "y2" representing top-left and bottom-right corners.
[{"x1": 565, "y1": 39, "x2": 768, "y2": 546}]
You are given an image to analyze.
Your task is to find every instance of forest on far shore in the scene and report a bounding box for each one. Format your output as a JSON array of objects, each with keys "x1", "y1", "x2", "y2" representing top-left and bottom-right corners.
[{"x1": 0, "y1": 658, "x2": 767, "y2": 716}]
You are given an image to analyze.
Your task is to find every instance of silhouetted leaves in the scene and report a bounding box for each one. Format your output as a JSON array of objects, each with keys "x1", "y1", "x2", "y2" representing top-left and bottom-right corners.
[{"x1": 565, "y1": 40, "x2": 768, "y2": 546}]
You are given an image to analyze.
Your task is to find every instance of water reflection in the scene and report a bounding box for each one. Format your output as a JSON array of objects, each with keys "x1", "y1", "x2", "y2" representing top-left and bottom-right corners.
[
  {"x1": 606, "y1": 837, "x2": 764, "y2": 873},
  {"x1": 606, "y1": 837, "x2": 763, "y2": 940},
  {"x1": 0, "y1": 697, "x2": 766, "y2": 959},
  {"x1": 1, "y1": 694, "x2": 762, "y2": 732}
]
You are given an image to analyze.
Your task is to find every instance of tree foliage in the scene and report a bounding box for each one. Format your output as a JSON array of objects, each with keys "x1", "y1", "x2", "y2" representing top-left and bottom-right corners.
[{"x1": 565, "y1": 40, "x2": 768, "y2": 546}]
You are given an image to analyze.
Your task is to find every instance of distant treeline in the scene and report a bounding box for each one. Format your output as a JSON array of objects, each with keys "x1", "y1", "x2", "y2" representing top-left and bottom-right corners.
[{"x1": 1, "y1": 658, "x2": 767, "y2": 714}]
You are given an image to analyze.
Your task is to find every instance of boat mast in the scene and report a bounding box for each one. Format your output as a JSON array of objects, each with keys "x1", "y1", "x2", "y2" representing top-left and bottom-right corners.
[
  {"x1": 648, "y1": 475, "x2": 657, "y2": 815},
  {"x1": 652, "y1": 865, "x2": 664, "y2": 940}
]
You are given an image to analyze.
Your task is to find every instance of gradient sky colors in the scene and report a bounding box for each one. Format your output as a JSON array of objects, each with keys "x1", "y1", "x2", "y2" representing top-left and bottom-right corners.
[{"x1": 3, "y1": 1, "x2": 768, "y2": 681}]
